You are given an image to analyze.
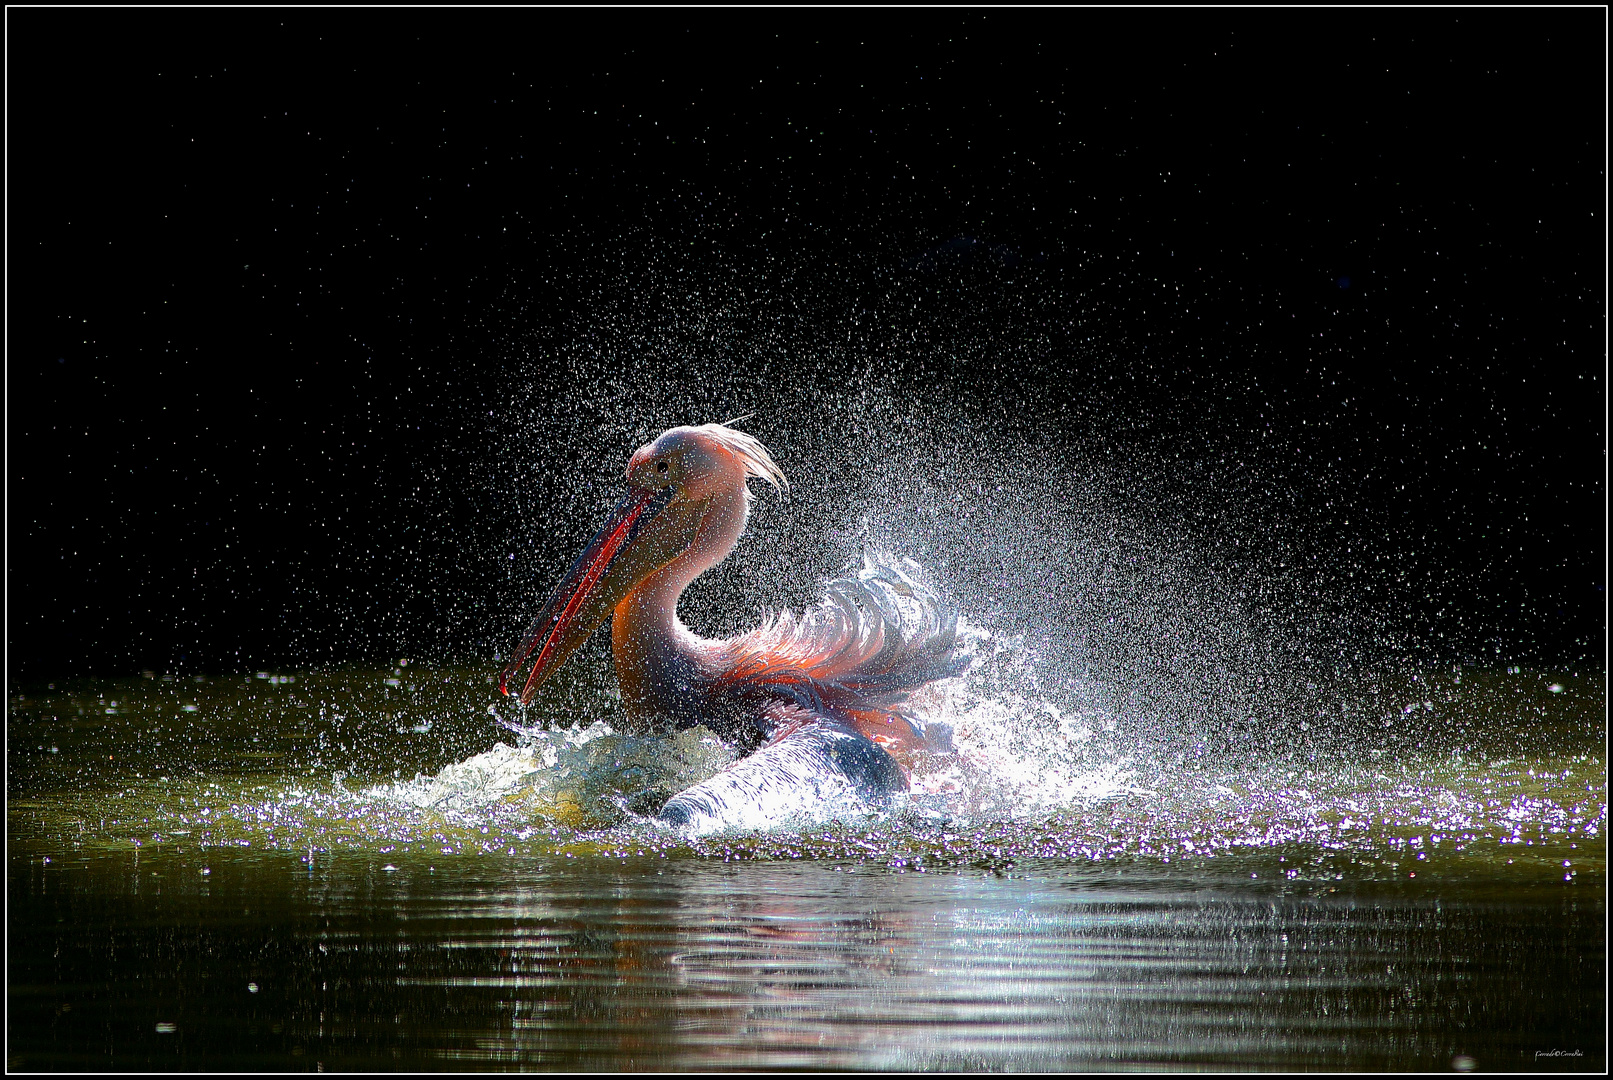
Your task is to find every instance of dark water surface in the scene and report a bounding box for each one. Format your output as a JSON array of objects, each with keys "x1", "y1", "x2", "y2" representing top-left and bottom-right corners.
[{"x1": 8, "y1": 664, "x2": 1605, "y2": 1071}]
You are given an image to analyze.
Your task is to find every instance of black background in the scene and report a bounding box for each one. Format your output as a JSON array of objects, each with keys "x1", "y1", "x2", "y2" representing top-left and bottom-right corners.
[{"x1": 8, "y1": 10, "x2": 1604, "y2": 680}]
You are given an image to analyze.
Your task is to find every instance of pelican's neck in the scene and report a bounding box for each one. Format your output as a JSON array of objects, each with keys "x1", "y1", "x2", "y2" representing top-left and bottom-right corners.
[{"x1": 611, "y1": 482, "x2": 749, "y2": 720}]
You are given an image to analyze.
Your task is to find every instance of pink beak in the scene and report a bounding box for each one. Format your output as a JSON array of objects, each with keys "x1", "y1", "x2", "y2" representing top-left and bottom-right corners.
[{"x1": 499, "y1": 485, "x2": 671, "y2": 704}]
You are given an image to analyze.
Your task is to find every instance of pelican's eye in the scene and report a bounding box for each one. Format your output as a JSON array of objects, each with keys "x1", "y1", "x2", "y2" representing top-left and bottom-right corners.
[{"x1": 656, "y1": 460, "x2": 669, "y2": 474}]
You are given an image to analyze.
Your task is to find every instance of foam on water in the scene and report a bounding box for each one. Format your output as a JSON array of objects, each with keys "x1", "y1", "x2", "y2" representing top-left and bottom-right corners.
[{"x1": 360, "y1": 721, "x2": 739, "y2": 828}]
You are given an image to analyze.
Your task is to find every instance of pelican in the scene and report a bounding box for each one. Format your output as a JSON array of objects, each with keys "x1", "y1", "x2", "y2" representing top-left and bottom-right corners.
[{"x1": 499, "y1": 423, "x2": 965, "y2": 831}]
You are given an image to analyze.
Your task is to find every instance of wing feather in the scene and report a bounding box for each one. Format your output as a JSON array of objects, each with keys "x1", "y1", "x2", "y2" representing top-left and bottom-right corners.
[{"x1": 713, "y1": 550, "x2": 968, "y2": 715}]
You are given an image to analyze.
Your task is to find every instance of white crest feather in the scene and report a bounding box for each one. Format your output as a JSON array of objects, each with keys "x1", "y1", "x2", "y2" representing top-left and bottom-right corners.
[{"x1": 694, "y1": 422, "x2": 790, "y2": 493}]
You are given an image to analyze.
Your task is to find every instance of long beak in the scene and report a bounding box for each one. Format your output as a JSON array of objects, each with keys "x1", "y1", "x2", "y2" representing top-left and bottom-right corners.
[{"x1": 499, "y1": 485, "x2": 676, "y2": 704}]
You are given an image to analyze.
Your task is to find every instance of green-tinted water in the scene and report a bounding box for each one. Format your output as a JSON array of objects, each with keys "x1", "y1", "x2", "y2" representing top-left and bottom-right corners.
[{"x1": 7, "y1": 663, "x2": 1605, "y2": 1070}]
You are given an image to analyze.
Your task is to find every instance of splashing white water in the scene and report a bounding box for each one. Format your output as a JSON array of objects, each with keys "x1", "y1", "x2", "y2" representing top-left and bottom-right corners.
[
  {"x1": 906, "y1": 618, "x2": 1152, "y2": 820},
  {"x1": 358, "y1": 614, "x2": 1153, "y2": 833},
  {"x1": 359, "y1": 721, "x2": 735, "y2": 826}
]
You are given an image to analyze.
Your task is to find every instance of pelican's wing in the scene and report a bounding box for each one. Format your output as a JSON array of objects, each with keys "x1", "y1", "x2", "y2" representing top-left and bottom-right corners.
[
  {"x1": 714, "y1": 550, "x2": 968, "y2": 713},
  {"x1": 655, "y1": 703, "x2": 907, "y2": 834}
]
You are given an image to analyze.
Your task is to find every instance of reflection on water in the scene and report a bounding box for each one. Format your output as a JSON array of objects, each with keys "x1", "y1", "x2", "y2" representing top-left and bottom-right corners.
[
  {"x1": 8, "y1": 852, "x2": 1604, "y2": 1070},
  {"x1": 6, "y1": 662, "x2": 1606, "y2": 1070}
]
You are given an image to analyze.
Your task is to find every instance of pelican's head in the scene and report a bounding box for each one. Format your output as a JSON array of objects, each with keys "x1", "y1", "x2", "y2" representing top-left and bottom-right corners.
[{"x1": 499, "y1": 423, "x2": 787, "y2": 704}]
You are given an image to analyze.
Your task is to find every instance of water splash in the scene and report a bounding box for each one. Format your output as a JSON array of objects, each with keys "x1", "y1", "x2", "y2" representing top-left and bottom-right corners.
[
  {"x1": 364, "y1": 720, "x2": 739, "y2": 828},
  {"x1": 7, "y1": 630, "x2": 1604, "y2": 878},
  {"x1": 336, "y1": 604, "x2": 1154, "y2": 835},
  {"x1": 902, "y1": 618, "x2": 1152, "y2": 818}
]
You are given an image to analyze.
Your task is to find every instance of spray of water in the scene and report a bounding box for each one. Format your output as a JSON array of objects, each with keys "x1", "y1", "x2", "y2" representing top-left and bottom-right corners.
[
  {"x1": 10, "y1": 228, "x2": 1601, "y2": 872},
  {"x1": 293, "y1": 224, "x2": 1593, "y2": 849}
]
